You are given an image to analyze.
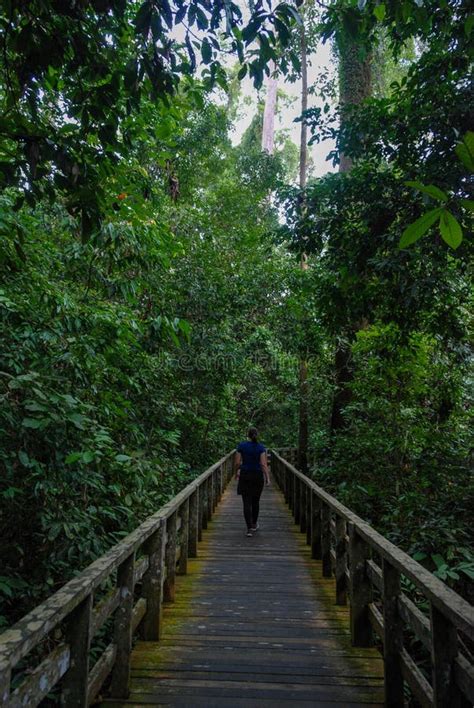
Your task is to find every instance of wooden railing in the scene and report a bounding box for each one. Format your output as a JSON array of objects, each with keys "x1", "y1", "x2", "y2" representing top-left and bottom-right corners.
[
  {"x1": 0, "y1": 451, "x2": 235, "y2": 707},
  {"x1": 270, "y1": 450, "x2": 474, "y2": 707},
  {"x1": 272, "y1": 446, "x2": 317, "y2": 468}
]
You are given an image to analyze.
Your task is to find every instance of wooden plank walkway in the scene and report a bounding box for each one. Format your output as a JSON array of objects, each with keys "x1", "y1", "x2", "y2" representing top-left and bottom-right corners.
[{"x1": 102, "y1": 481, "x2": 384, "y2": 707}]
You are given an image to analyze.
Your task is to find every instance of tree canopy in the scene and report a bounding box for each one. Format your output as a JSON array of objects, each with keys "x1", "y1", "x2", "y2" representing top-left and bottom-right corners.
[{"x1": 0, "y1": 0, "x2": 472, "y2": 643}]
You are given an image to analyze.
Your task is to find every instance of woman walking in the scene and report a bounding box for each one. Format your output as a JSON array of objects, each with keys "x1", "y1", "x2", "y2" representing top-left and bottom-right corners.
[{"x1": 235, "y1": 427, "x2": 270, "y2": 537}]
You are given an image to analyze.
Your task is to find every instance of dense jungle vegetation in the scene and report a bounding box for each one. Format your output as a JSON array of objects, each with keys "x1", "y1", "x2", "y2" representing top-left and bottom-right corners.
[{"x1": 0, "y1": 0, "x2": 472, "y2": 630}]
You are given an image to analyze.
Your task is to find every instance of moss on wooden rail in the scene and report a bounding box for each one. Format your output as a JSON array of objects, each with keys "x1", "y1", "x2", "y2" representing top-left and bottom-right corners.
[
  {"x1": 271, "y1": 449, "x2": 474, "y2": 707},
  {"x1": 0, "y1": 451, "x2": 235, "y2": 707}
]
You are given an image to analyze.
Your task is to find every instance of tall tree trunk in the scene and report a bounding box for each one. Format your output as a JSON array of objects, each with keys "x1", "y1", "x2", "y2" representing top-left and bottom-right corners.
[
  {"x1": 262, "y1": 61, "x2": 278, "y2": 154},
  {"x1": 338, "y1": 42, "x2": 372, "y2": 172},
  {"x1": 298, "y1": 27, "x2": 309, "y2": 473},
  {"x1": 330, "y1": 37, "x2": 372, "y2": 434}
]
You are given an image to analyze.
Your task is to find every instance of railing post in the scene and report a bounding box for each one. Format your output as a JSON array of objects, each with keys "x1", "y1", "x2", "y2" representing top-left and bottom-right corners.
[
  {"x1": 141, "y1": 520, "x2": 166, "y2": 641},
  {"x1": 61, "y1": 593, "x2": 92, "y2": 706},
  {"x1": 189, "y1": 489, "x2": 199, "y2": 557},
  {"x1": 382, "y1": 559, "x2": 403, "y2": 706},
  {"x1": 294, "y1": 477, "x2": 301, "y2": 525},
  {"x1": 288, "y1": 470, "x2": 294, "y2": 511},
  {"x1": 306, "y1": 486, "x2": 311, "y2": 545},
  {"x1": 300, "y1": 482, "x2": 307, "y2": 534},
  {"x1": 430, "y1": 603, "x2": 464, "y2": 706},
  {"x1": 335, "y1": 517, "x2": 347, "y2": 605},
  {"x1": 110, "y1": 553, "x2": 135, "y2": 698},
  {"x1": 321, "y1": 503, "x2": 331, "y2": 578},
  {"x1": 311, "y1": 491, "x2": 322, "y2": 559},
  {"x1": 207, "y1": 476, "x2": 213, "y2": 520},
  {"x1": 349, "y1": 526, "x2": 372, "y2": 646},
  {"x1": 164, "y1": 512, "x2": 177, "y2": 602},
  {"x1": 179, "y1": 498, "x2": 189, "y2": 575},
  {"x1": 200, "y1": 482, "x2": 207, "y2": 532},
  {"x1": 278, "y1": 463, "x2": 290, "y2": 504},
  {"x1": 212, "y1": 469, "x2": 218, "y2": 510}
]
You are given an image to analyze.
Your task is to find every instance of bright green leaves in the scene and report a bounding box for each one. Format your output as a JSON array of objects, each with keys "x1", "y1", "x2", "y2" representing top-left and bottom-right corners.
[
  {"x1": 405, "y1": 181, "x2": 447, "y2": 202},
  {"x1": 439, "y1": 209, "x2": 463, "y2": 249},
  {"x1": 399, "y1": 206, "x2": 464, "y2": 250},
  {"x1": 399, "y1": 207, "x2": 443, "y2": 248},
  {"x1": 401, "y1": 177, "x2": 468, "y2": 250},
  {"x1": 455, "y1": 130, "x2": 474, "y2": 171},
  {"x1": 373, "y1": 4, "x2": 386, "y2": 22}
]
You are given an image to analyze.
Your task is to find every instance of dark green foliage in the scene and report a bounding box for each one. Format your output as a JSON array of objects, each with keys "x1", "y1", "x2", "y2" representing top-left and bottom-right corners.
[
  {"x1": 0, "y1": 98, "x2": 300, "y2": 628},
  {"x1": 0, "y1": 0, "x2": 472, "y2": 637},
  {"x1": 280, "y1": 0, "x2": 473, "y2": 599}
]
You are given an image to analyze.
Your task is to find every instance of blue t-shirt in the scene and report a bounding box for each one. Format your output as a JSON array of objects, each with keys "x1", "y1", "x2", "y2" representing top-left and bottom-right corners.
[{"x1": 237, "y1": 441, "x2": 266, "y2": 472}]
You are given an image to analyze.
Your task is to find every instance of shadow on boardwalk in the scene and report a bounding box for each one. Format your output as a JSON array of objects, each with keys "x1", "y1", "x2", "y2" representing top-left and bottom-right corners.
[{"x1": 101, "y1": 482, "x2": 384, "y2": 707}]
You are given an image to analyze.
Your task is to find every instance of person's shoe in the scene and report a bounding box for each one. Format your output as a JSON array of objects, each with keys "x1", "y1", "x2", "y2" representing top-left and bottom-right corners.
[
  {"x1": 246, "y1": 530, "x2": 253, "y2": 537},
  {"x1": 250, "y1": 523, "x2": 259, "y2": 532}
]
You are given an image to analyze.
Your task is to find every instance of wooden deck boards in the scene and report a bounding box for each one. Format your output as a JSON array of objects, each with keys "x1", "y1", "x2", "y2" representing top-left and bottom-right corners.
[{"x1": 101, "y1": 481, "x2": 384, "y2": 706}]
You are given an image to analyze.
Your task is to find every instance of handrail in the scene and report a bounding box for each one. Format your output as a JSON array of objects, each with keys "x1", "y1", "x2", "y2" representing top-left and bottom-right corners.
[
  {"x1": 0, "y1": 450, "x2": 236, "y2": 707},
  {"x1": 270, "y1": 449, "x2": 474, "y2": 707}
]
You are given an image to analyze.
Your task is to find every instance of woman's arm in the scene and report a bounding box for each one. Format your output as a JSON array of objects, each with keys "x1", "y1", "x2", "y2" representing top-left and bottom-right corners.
[
  {"x1": 260, "y1": 452, "x2": 270, "y2": 484},
  {"x1": 235, "y1": 452, "x2": 242, "y2": 479}
]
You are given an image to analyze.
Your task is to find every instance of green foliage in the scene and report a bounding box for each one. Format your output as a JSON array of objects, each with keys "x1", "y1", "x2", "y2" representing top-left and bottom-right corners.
[
  {"x1": 282, "y1": 0, "x2": 473, "y2": 601},
  {"x1": 0, "y1": 0, "x2": 472, "y2": 642},
  {"x1": 0, "y1": 97, "x2": 300, "y2": 627}
]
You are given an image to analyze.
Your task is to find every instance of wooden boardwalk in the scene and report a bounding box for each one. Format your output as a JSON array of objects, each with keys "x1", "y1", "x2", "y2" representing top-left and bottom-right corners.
[{"x1": 102, "y1": 481, "x2": 384, "y2": 707}]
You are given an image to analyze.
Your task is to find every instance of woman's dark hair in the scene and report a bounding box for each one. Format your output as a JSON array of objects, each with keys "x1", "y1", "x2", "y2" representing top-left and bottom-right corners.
[{"x1": 247, "y1": 426, "x2": 258, "y2": 443}]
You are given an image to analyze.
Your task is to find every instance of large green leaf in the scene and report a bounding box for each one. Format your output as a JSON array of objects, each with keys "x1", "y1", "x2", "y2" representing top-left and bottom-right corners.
[
  {"x1": 405, "y1": 181, "x2": 448, "y2": 202},
  {"x1": 399, "y1": 207, "x2": 443, "y2": 248},
  {"x1": 374, "y1": 4, "x2": 386, "y2": 21},
  {"x1": 22, "y1": 418, "x2": 43, "y2": 429},
  {"x1": 455, "y1": 131, "x2": 474, "y2": 172},
  {"x1": 439, "y1": 209, "x2": 463, "y2": 249}
]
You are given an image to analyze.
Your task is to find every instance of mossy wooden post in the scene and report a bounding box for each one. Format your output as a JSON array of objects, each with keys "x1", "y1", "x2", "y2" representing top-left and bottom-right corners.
[
  {"x1": 306, "y1": 486, "x2": 313, "y2": 547},
  {"x1": 212, "y1": 468, "x2": 221, "y2": 511},
  {"x1": 141, "y1": 521, "x2": 166, "y2": 641},
  {"x1": 286, "y1": 467, "x2": 295, "y2": 513},
  {"x1": 321, "y1": 502, "x2": 331, "y2": 578},
  {"x1": 200, "y1": 482, "x2": 207, "y2": 532},
  {"x1": 382, "y1": 559, "x2": 403, "y2": 706},
  {"x1": 179, "y1": 498, "x2": 189, "y2": 575},
  {"x1": 211, "y1": 470, "x2": 217, "y2": 511},
  {"x1": 110, "y1": 553, "x2": 135, "y2": 698},
  {"x1": 189, "y1": 489, "x2": 199, "y2": 557},
  {"x1": 349, "y1": 526, "x2": 372, "y2": 646},
  {"x1": 61, "y1": 593, "x2": 92, "y2": 706},
  {"x1": 430, "y1": 603, "x2": 464, "y2": 706},
  {"x1": 311, "y1": 491, "x2": 322, "y2": 560},
  {"x1": 335, "y1": 516, "x2": 347, "y2": 605},
  {"x1": 207, "y1": 476, "x2": 213, "y2": 521},
  {"x1": 164, "y1": 512, "x2": 177, "y2": 602},
  {"x1": 294, "y1": 477, "x2": 301, "y2": 525},
  {"x1": 284, "y1": 466, "x2": 290, "y2": 501},
  {"x1": 300, "y1": 482, "x2": 307, "y2": 534}
]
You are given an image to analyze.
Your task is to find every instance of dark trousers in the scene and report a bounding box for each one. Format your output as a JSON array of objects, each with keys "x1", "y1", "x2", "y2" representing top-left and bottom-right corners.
[{"x1": 242, "y1": 490, "x2": 262, "y2": 529}]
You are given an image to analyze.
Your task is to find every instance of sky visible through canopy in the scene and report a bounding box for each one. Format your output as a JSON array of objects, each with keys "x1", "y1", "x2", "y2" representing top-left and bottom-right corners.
[{"x1": 231, "y1": 39, "x2": 337, "y2": 179}]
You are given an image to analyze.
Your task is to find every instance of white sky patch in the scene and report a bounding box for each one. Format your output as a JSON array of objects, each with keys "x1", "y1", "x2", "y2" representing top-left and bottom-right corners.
[
  {"x1": 171, "y1": 6, "x2": 338, "y2": 180},
  {"x1": 230, "y1": 40, "x2": 337, "y2": 179}
]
